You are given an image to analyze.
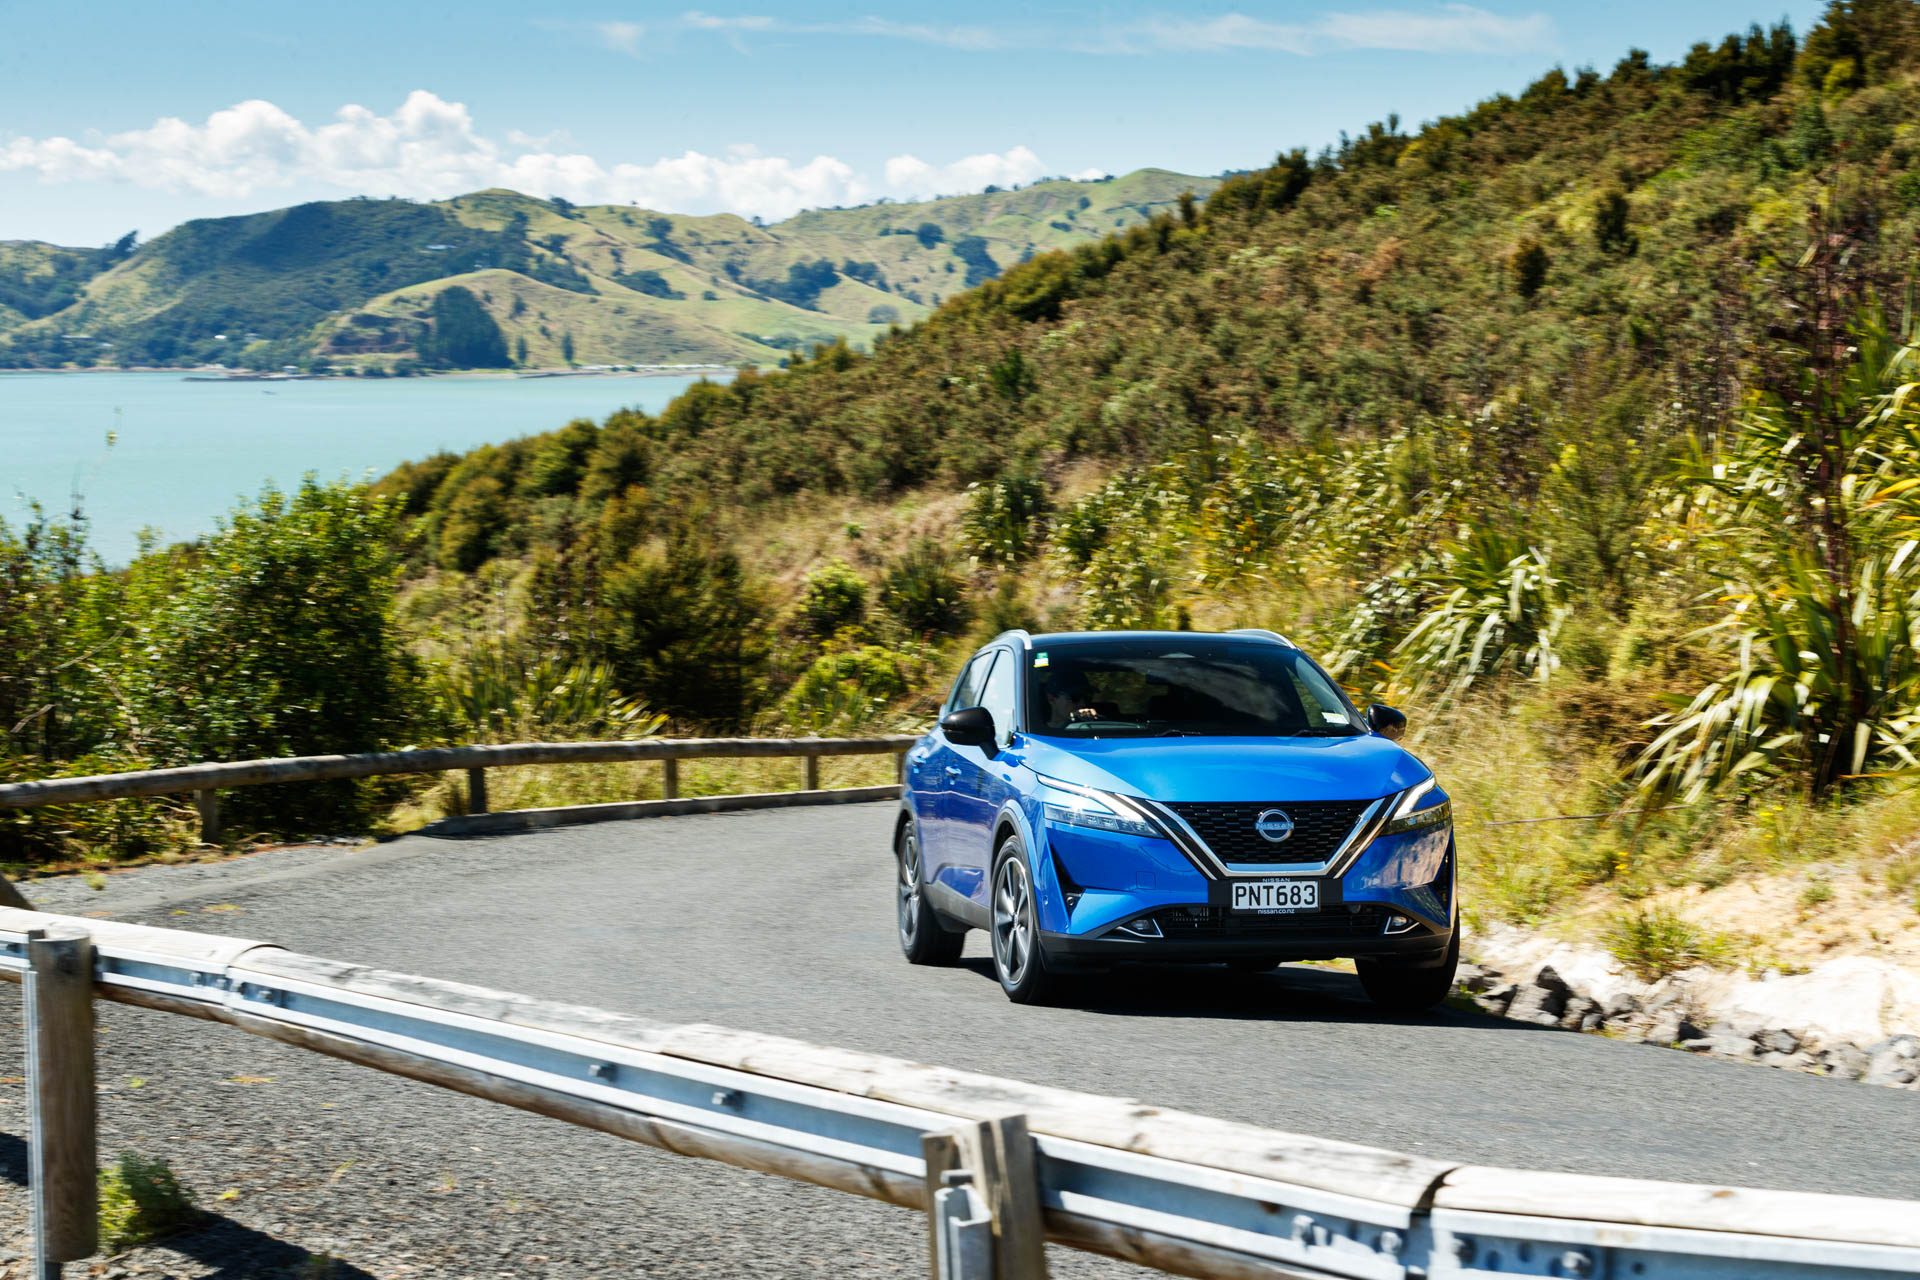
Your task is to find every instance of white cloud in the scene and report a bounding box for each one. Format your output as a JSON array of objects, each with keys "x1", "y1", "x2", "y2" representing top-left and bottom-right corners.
[
  {"x1": 884, "y1": 145, "x2": 1049, "y2": 199},
  {"x1": 1318, "y1": 5, "x2": 1553, "y2": 54},
  {"x1": 594, "y1": 20, "x2": 646, "y2": 53},
  {"x1": 1092, "y1": 5, "x2": 1552, "y2": 56},
  {"x1": 0, "y1": 92, "x2": 1076, "y2": 222},
  {"x1": 1126, "y1": 15, "x2": 1313, "y2": 55},
  {"x1": 678, "y1": 10, "x2": 1000, "y2": 49}
]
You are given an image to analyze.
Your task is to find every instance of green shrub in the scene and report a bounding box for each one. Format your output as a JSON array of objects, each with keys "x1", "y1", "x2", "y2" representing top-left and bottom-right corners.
[
  {"x1": 1603, "y1": 905, "x2": 1736, "y2": 980},
  {"x1": 120, "y1": 479, "x2": 420, "y2": 835},
  {"x1": 798, "y1": 560, "x2": 868, "y2": 639},
  {"x1": 603, "y1": 528, "x2": 772, "y2": 730},
  {"x1": 1390, "y1": 531, "x2": 1565, "y2": 705},
  {"x1": 880, "y1": 540, "x2": 971, "y2": 637},
  {"x1": 0, "y1": 751, "x2": 194, "y2": 865},
  {"x1": 779, "y1": 645, "x2": 916, "y2": 732},
  {"x1": 430, "y1": 646, "x2": 662, "y2": 743},
  {"x1": 99, "y1": 1153, "x2": 198, "y2": 1254},
  {"x1": 962, "y1": 466, "x2": 1051, "y2": 566}
]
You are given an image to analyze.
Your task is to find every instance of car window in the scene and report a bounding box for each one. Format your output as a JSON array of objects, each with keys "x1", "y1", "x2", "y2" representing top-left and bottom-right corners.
[
  {"x1": 946, "y1": 651, "x2": 994, "y2": 714},
  {"x1": 1025, "y1": 638, "x2": 1360, "y2": 738},
  {"x1": 978, "y1": 650, "x2": 1018, "y2": 748}
]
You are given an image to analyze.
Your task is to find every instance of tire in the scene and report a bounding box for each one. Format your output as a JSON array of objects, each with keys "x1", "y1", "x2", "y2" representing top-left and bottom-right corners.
[
  {"x1": 1355, "y1": 930, "x2": 1459, "y2": 1013},
  {"x1": 897, "y1": 820, "x2": 964, "y2": 966},
  {"x1": 990, "y1": 836, "x2": 1061, "y2": 1004}
]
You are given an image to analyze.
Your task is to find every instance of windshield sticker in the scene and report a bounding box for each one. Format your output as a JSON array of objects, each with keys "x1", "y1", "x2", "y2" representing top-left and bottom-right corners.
[
  {"x1": 1322, "y1": 711, "x2": 1350, "y2": 723},
  {"x1": 1033, "y1": 652, "x2": 1049, "y2": 668}
]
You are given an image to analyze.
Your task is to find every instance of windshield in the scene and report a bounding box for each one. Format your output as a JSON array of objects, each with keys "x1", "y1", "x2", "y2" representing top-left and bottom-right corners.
[{"x1": 1024, "y1": 638, "x2": 1361, "y2": 739}]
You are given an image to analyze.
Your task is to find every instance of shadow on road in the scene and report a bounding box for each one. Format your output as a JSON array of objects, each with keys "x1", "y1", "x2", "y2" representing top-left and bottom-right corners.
[
  {"x1": 956, "y1": 957, "x2": 1554, "y2": 1032},
  {"x1": 0, "y1": 1132, "x2": 377, "y2": 1279}
]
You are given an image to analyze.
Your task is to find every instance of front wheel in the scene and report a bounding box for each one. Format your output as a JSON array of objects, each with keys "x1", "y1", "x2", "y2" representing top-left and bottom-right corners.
[
  {"x1": 990, "y1": 838, "x2": 1061, "y2": 1004},
  {"x1": 897, "y1": 821, "x2": 963, "y2": 966},
  {"x1": 1355, "y1": 931, "x2": 1459, "y2": 1013}
]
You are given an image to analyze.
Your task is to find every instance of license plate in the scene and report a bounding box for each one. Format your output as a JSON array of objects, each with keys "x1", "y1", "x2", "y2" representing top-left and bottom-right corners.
[{"x1": 1231, "y1": 879, "x2": 1318, "y2": 914}]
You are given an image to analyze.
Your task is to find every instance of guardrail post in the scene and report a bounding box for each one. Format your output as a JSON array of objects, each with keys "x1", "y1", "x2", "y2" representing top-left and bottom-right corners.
[
  {"x1": 193, "y1": 788, "x2": 220, "y2": 845},
  {"x1": 896, "y1": 750, "x2": 908, "y2": 784},
  {"x1": 466, "y1": 767, "x2": 489, "y2": 815},
  {"x1": 922, "y1": 1115, "x2": 1047, "y2": 1280},
  {"x1": 662, "y1": 758, "x2": 679, "y2": 800},
  {"x1": 804, "y1": 754, "x2": 821, "y2": 792},
  {"x1": 0, "y1": 873, "x2": 31, "y2": 911},
  {"x1": 24, "y1": 923, "x2": 98, "y2": 1278}
]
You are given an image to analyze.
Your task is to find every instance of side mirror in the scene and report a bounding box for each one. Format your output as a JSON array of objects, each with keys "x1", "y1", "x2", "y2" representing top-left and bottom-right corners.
[
  {"x1": 1368, "y1": 703, "x2": 1407, "y2": 741},
  {"x1": 941, "y1": 706, "x2": 995, "y2": 748}
]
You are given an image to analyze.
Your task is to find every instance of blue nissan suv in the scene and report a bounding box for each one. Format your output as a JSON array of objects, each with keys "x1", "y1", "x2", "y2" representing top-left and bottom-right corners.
[{"x1": 895, "y1": 629, "x2": 1457, "y2": 1009}]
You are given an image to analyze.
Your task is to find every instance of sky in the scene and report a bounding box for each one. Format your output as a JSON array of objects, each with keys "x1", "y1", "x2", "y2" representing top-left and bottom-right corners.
[{"x1": 0, "y1": 1, "x2": 1825, "y2": 246}]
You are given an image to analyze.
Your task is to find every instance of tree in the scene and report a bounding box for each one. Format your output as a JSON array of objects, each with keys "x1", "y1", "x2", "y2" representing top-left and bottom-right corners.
[
  {"x1": 1593, "y1": 190, "x2": 1636, "y2": 256},
  {"x1": 602, "y1": 527, "x2": 771, "y2": 729},
  {"x1": 125, "y1": 479, "x2": 419, "y2": 828},
  {"x1": 1507, "y1": 239, "x2": 1550, "y2": 299},
  {"x1": 561, "y1": 331, "x2": 576, "y2": 366},
  {"x1": 421, "y1": 286, "x2": 509, "y2": 368}
]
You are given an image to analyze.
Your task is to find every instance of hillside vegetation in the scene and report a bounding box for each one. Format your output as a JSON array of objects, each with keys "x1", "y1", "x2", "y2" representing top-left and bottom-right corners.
[
  {"x1": 14, "y1": 1, "x2": 1920, "y2": 972},
  {"x1": 0, "y1": 169, "x2": 1211, "y2": 371}
]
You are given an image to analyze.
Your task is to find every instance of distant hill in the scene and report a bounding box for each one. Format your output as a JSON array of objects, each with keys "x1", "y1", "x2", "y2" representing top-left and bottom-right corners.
[{"x1": 0, "y1": 170, "x2": 1216, "y2": 372}]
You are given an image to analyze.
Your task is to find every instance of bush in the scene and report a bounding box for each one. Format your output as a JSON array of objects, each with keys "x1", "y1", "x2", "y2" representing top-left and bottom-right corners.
[
  {"x1": 0, "y1": 751, "x2": 193, "y2": 865},
  {"x1": 1604, "y1": 905, "x2": 1738, "y2": 981},
  {"x1": 779, "y1": 645, "x2": 916, "y2": 732},
  {"x1": 99, "y1": 1153, "x2": 198, "y2": 1254},
  {"x1": 798, "y1": 560, "x2": 868, "y2": 639},
  {"x1": 962, "y1": 466, "x2": 1050, "y2": 566},
  {"x1": 430, "y1": 646, "x2": 662, "y2": 743},
  {"x1": 603, "y1": 529, "x2": 772, "y2": 730},
  {"x1": 1390, "y1": 531, "x2": 1565, "y2": 705},
  {"x1": 880, "y1": 540, "x2": 971, "y2": 637},
  {"x1": 121, "y1": 479, "x2": 420, "y2": 834}
]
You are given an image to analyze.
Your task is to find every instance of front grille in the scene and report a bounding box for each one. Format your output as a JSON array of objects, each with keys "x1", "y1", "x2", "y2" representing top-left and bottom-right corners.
[
  {"x1": 1165, "y1": 799, "x2": 1371, "y2": 865},
  {"x1": 1150, "y1": 904, "x2": 1387, "y2": 938}
]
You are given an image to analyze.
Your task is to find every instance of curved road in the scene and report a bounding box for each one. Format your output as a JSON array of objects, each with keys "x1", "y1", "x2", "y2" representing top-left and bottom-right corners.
[{"x1": 3, "y1": 803, "x2": 1916, "y2": 1277}]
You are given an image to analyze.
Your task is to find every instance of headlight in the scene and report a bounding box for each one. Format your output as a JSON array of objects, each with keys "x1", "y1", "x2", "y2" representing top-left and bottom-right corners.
[
  {"x1": 1038, "y1": 779, "x2": 1163, "y2": 840},
  {"x1": 1378, "y1": 784, "x2": 1451, "y2": 838}
]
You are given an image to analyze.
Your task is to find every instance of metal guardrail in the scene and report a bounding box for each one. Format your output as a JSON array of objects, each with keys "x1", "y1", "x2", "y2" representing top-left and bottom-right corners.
[
  {"x1": 0, "y1": 736, "x2": 918, "y2": 843},
  {"x1": 3, "y1": 905, "x2": 1917, "y2": 1279}
]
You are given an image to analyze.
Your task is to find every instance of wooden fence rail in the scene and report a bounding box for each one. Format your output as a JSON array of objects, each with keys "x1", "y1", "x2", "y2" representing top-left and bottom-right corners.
[{"x1": 0, "y1": 735, "x2": 919, "y2": 847}]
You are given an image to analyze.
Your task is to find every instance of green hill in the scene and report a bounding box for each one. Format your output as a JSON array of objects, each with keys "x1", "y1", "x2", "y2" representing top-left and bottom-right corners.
[
  {"x1": 0, "y1": 170, "x2": 1215, "y2": 372},
  {"x1": 360, "y1": 0, "x2": 1920, "y2": 947}
]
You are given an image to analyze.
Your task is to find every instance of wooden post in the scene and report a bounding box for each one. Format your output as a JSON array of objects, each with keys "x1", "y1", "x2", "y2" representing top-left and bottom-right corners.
[
  {"x1": 0, "y1": 874, "x2": 31, "y2": 911},
  {"x1": 662, "y1": 758, "x2": 679, "y2": 800},
  {"x1": 466, "y1": 768, "x2": 489, "y2": 816},
  {"x1": 25, "y1": 923, "x2": 98, "y2": 1272},
  {"x1": 897, "y1": 751, "x2": 908, "y2": 784},
  {"x1": 804, "y1": 753, "x2": 821, "y2": 792},
  {"x1": 193, "y1": 789, "x2": 220, "y2": 845},
  {"x1": 923, "y1": 1114, "x2": 1047, "y2": 1279}
]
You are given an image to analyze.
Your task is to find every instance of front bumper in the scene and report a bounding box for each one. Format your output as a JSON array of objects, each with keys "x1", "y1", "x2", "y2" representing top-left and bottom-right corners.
[
  {"x1": 1041, "y1": 915, "x2": 1454, "y2": 965},
  {"x1": 1035, "y1": 814, "x2": 1455, "y2": 965}
]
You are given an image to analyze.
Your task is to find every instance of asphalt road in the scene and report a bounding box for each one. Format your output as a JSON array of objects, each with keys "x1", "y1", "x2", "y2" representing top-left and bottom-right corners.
[{"x1": 3, "y1": 803, "x2": 1917, "y2": 1278}]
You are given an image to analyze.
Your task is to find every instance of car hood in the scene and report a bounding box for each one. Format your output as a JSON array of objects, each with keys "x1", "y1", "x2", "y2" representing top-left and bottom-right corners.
[{"x1": 1020, "y1": 734, "x2": 1430, "y2": 804}]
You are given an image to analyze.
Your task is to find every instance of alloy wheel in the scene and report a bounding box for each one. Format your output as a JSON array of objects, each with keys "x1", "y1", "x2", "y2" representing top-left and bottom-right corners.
[
  {"x1": 992, "y1": 856, "x2": 1033, "y2": 987},
  {"x1": 897, "y1": 829, "x2": 922, "y2": 947}
]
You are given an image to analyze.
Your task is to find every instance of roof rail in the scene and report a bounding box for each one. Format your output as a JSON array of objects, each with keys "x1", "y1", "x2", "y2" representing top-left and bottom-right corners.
[
  {"x1": 988, "y1": 629, "x2": 1033, "y2": 649},
  {"x1": 1227, "y1": 627, "x2": 1297, "y2": 647}
]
